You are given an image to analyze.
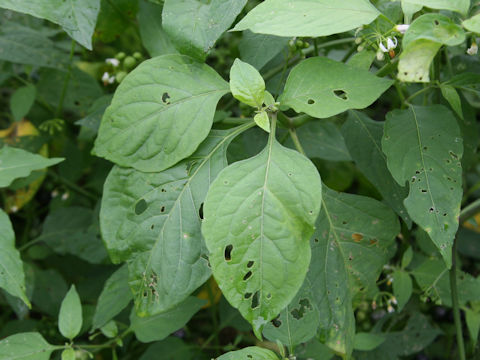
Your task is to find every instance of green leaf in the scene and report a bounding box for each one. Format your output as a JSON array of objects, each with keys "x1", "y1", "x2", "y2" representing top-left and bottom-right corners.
[
  {"x1": 99, "y1": 320, "x2": 118, "y2": 338},
  {"x1": 440, "y1": 85, "x2": 463, "y2": 119},
  {"x1": 32, "y1": 268, "x2": 68, "y2": 317},
  {"x1": 392, "y1": 270, "x2": 412, "y2": 311},
  {"x1": 0, "y1": 332, "x2": 57, "y2": 360},
  {"x1": 398, "y1": 39, "x2": 441, "y2": 83},
  {"x1": 403, "y1": 14, "x2": 466, "y2": 48},
  {"x1": 232, "y1": 0, "x2": 380, "y2": 37},
  {"x1": 58, "y1": 285, "x2": 83, "y2": 340},
  {"x1": 279, "y1": 57, "x2": 393, "y2": 118},
  {"x1": 93, "y1": 54, "x2": 229, "y2": 172},
  {"x1": 382, "y1": 106, "x2": 463, "y2": 268},
  {"x1": 354, "y1": 332, "x2": 386, "y2": 351},
  {"x1": 0, "y1": 0, "x2": 100, "y2": 49},
  {"x1": 342, "y1": 111, "x2": 411, "y2": 226},
  {"x1": 0, "y1": 209, "x2": 30, "y2": 307},
  {"x1": 91, "y1": 265, "x2": 132, "y2": 330},
  {"x1": 216, "y1": 347, "x2": 279, "y2": 360},
  {"x1": 130, "y1": 297, "x2": 204, "y2": 343},
  {"x1": 138, "y1": 0, "x2": 177, "y2": 57},
  {"x1": 10, "y1": 85, "x2": 36, "y2": 122},
  {"x1": 463, "y1": 13, "x2": 480, "y2": 34},
  {"x1": 140, "y1": 337, "x2": 195, "y2": 360},
  {"x1": 348, "y1": 50, "x2": 376, "y2": 71},
  {"x1": 401, "y1": 1, "x2": 422, "y2": 23},
  {"x1": 95, "y1": 0, "x2": 138, "y2": 43},
  {"x1": 401, "y1": 0, "x2": 470, "y2": 15},
  {"x1": 75, "y1": 95, "x2": 112, "y2": 134},
  {"x1": 162, "y1": 0, "x2": 247, "y2": 60},
  {"x1": 263, "y1": 279, "x2": 320, "y2": 348},
  {"x1": 401, "y1": 246, "x2": 413, "y2": 268},
  {"x1": 230, "y1": 58, "x2": 266, "y2": 108},
  {"x1": 101, "y1": 124, "x2": 253, "y2": 316},
  {"x1": 466, "y1": 309, "x2": 480, "y2": 347},
  {"x1": 254, "y1": 111, "x2": 270, "y2": 133},
  {"x1": 309, "y1": 186, "x2": 399, "y2": 356},
  {"x1": 287, "y1": 121, "x2": 351, "y2": 162},
  {"x1": 61, "y1": 348, "x2": 76, "y2": 360},
  {"x1": 239, "y1": 31, "x2": 288, "y2": 71},
  {"x1": 202, "y1": 137, "x2": 321, "y2": 336}
]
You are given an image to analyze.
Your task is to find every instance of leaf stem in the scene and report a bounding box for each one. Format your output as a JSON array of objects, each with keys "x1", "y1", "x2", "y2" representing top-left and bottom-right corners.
[
  {"x1": 404, "y1": 86, "x2": 435, "y2": 104},
  {"x1": 449, "y1": 238, "x2": 466, "y2": 360},
  {"x1": 459, "y1": 198, "x2": 480, "y2": 224},
  {"x1": 56, "y1": 40, "x2": 76, "y2": 118},
  {"x1": 289, "y1": 129, "x2": 306, "y2": 156}
]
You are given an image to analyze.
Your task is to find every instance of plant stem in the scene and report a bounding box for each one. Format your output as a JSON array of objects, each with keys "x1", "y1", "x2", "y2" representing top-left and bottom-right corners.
[
  {"x1": 56, "y1": 40, "x2": 76, "y2": 118},
  {"x1": 459, "y1": 198, "x2": 480, "y2": 224},
  {"x1": 449, "y1": 238, "x2": 466, "y2": 360},
  {"x1": 47, "y1": 170, "x2": 98, "y2": 202},
  {"x1": 289, "y1": 129, "x2": 306, "y2": 156},
  {"x1": 405, "y1": 86, "x2": 435, "y2": 104}
]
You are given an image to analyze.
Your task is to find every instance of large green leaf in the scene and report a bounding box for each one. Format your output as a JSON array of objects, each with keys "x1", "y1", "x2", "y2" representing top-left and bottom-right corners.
[
  {"x1": 91, "y1": 265, "x2": 132, "y2": 330},
  {"x1": 58, "y1": 285, "x2": 82, "y2": 340},
  {"x1": 140, "y1": 337, "x2": 195, "y2": 360},
  {"x1": 162, "y1": 0, "x2": 247, "y2": 60},
  {"x1": 93, "y1": 55, "x2": 229, "y2": 172},
  {"x1": 0, "y1": 209, "x2": 29, "y2": 307},
  {"x1": 0, "y1": 146, "x2": 63, "y2": 188},
  {"x1": 382, "y1": 106, "x2": 463, "y2": 267},
  {"x1": 232, "y1": 0, "x2": 380, "y2": 37},
  {"x1": 216, "y1": 347, "x2": 279, "y2": 360},
  {"x1": 279, "y1": 57, "x2": 392, "y2": 118},
  {"x1": 0, "y1": 0, "x2": 100, "y2": 49},
  {"x1": 202, "y1": 135, "x2": 321, "y2": 336},
  {"x1": 101, "y1": 124, "x2": 253, "y2": 316},
  {"x1": 342, "y1": 111, "x2": 411, "y2": 226},
  {"x1": 95, "y1": 0, "x2": 138, "y2": 43},
  {"x1": 130, "y1": 297, "x2": 204, "y2": 343},
  {"x1": 0, "y1": 332, "x2": 58, "y2": 360},
  {"x1": 401, "y1": 0, "x2": 470, "y2": 15},
  {"x1": 239, "y1": 31, "x2": 288, "y2": 71},
  {"x1": 308, "y1": 186, "x2": 399, "y2": 356}
]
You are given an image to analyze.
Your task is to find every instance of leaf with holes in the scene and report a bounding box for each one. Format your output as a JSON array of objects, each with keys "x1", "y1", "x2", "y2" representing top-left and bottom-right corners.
[
  {"x1": 216, "y1": 347, "x2": 279, "y2": 360},
  {"x1": 0, "y1": 332, "x2": 57, "y2": 360},
  {"x1": 101, "y1": 124, "x2": 254, "y2": 316},
  {"x1": 230, "y1": 58, "x2": 266, "y2": 108},
  {"x1": 382, "y1": 106, "x2": 463, "y2": 268},
  {"x1": 401, "y1": 0, "x2": 470, "y2": 15},
  {"x1": 93, "y1": 55, "x2": 229, "y2": 172},
  {"x1": 202, "y1": 137, "x2": 321, "y2": 337},
  {"x1": 0, "y1": 0, "x2": 100, "y2": 49},
  {"x1": 232, "y1": 0, "x2": 380, "y2": 38},
  {"x1": 307, "y1": 186, "x2": 399, "y2": 357},
  {"x1": 279, "y1": 57, "x2": 392, "y2": 118},
  {"x1": 342, "y1": 111, "x2": 411, "y2": 226},
  {"x1": 162, "y1": 0, "x2": 247, "y2": 60},
  {"x1": 0, "y1": 209, "x2": 30, "y2": 308},
  {"x1": 398, "y1": 39, "x2": 441, "y2": 83}
]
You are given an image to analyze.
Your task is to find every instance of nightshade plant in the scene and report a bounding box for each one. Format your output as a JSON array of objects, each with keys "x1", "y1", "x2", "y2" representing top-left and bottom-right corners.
[{"x1": 0, "y1": 0, "x2": 480, "y2": 359}]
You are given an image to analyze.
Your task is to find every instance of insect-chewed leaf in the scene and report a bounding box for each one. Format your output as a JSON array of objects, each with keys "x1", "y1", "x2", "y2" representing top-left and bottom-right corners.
[
  {"x1": 382, "y1": 105, "x2": 463, "y2": 268},
  {"x1": 202, "y1": 137, "x2": 321, "y2": 337},
  {"x1": 100, "y1": 124, "x2": 254, "y2": 316},
  {"x1": 215, "y1": 346, "x2": 279, "y2": 360},
  {"x1": 93, "y1": 54, "x2": 229, "y2": 172},
  {"x1": 0, "y1": 332, "x2": 56, "y2": 360}
]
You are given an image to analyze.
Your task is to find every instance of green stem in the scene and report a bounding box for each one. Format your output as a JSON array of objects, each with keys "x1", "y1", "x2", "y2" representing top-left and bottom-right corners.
[
  {"x1": 449, "y1": 238, "x2": 466, "y2": 360},
  {"x1": 459, "y1": 198, "x2": 480, "y2": 224},
  {"x1": 56, "y1": 40, "x2": 76, "y2": 118},
  {"x1": 394, "y1": 82, "x2": 407, "y2": 108},
  {"x1": 405, "y1": 86, "x2": 435, "y2": 104},
  {"x1": 289, "y1": 128, "x2": 306, "y2": 156},
  {"x1": 313, "y1": 38, "x2": 319, "y2": 57},
  {"x1": 47, "y1": 170, "x2": 98, "y2": 202}
]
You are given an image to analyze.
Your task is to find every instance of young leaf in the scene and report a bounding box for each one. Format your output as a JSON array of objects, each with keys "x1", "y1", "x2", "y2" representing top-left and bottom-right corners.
[
  {"x1": 215, "y1": 347, "x2": 279, "y2": 360},
  {"x1": 93, "y1": 55, "x2": 229, "y2": 172},
  {"x1": 342, "y1": 111, "x2": 411, "y2": 226},
  {"x1": 308, "y1": 186, "x2": 399, "y2": 356},
  {"x1": 130, "y1": 297, "x2": 204, "y2": 343},
  {"x1": 101, "y1": 124, "x2": 254, "y2": 316},
  {"x1": 279, "y1": 57, "x2": 392, "y2": 118},
  {"x1": 392, "y1": 270, "x2": 413, "y2": 311},
  {"x1": 0, "y1": 146, "x2": 63, "y2": 188},
  {"x1": 91, "y1": 265, "x2": 132, "y2": 331},
  {"x1": 61, "y1": 348, "x2": 76, "y2": 360},
  {"x1": 58, "y1": 285, "x2": 83, "y2": 340},
  {"x1": 10, "y1": 85, "x2": 36, "y2": 122},
  {"x1": 382, "y1": 106, "x2": 463, "y2": 267},
  {"x1": 0, "y1": 0, "x2": 101, "y2": 49},
  {"x1": 163, "y1": 0, "x2": 247, "y2": 60},
  {"x1": 440, "y1": 85, "x2": 463, "y2": 119},
  {"x1": 232, "y1": 0, "x2": 380, "y2": 37},
  {"x1": 100, "y1": 320, "x2": 118, "y2": 338},
  {"x1": 0, "y1": 332, "x2": 57, "y2": 360},
  {"x1": 401, "y1": 0, "x2": 470, "y2": 15},
  {"x1": 239, "y1": 31, "x2": 288, "y2": 71},
  {"x1": 466, "y1": 309, "x2": 480, "y2": 347},
  {"x1": 202, "y1": 137, "x2": 322, "y2": 337},
  {"x1": 254, "y1": 111, "x2": 270, "y2": 133},
  {"x1": 0, "y1": 209, "x2": 30, "y2": 307},
  {"x1": 230, "y1": 59, "x2": 266, "y2": 108},
  {"x1": 463, "y1": 14, "x2": 480, "y2": 34}
]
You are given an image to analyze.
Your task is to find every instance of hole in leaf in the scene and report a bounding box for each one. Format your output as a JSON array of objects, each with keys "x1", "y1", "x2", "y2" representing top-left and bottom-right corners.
[
  {"x1": 429, "y1": 207, "x2": 434, "y2": 213},
  {"x1": 244, "y1": 292, "x2": 252, "y2": 299},
  {"x1": 314, "y1": 238, "x2": 319, "y2": 243},
  {"x1": 161, "y1": 188, "x2": 166, "y2": 192},
  {"x1": 307, "y1": 99, "x2": 315, "y2": 105},
  {"x1": 199, "y1": 203, "x2": 204, "y2": 219},
  {"x1": 150, "y1": 224, "x2": 154, "y2": 230},
  {"x1": 247, "y1": 261, "x2": 254, "y2": 268},
  {"x1": 421, "y1": 189, "x2": 427, "y2": 193},
  {"x1": 162, "y1": 92, "x2": 171, "y2": 104},
  {"x1": 224, "y1": 245, "x2": 233, "y2": 261},
  {"x1": 333, "y1": 89, "x2": 348, "y2": 100},
  {"x1": 272, "y1": 316, "x2": 282, "y2": 327},
  {"x1": 160, "y1": 206, "x2": 165, "y2": 213},
  {"x1": 251, "y1": 291, "x2": 260, "y2": 309},
  {"x1": 135, "y1": 199, "x2": 148, "y2": 215},
  {"x1": 434, "y1": 20, "x2": 439, "y2": 25},
  {"x1": 243, "y1": 271, "x2": 252, "y2": 281}
]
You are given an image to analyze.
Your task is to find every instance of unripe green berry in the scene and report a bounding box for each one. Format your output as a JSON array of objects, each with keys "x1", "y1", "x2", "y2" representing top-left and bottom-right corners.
[
  {"x1": 116, "y1": 71, "x2": 127, "y2": 83},
  {"x1": 133, "y1": 52, "x2": 143, "y2": 60},
  {"x1": 115, "y1": 52, "x2": 126, "y2": 60},
  {"x1": 123, "y1": 56, "x2": 137, "y2": 70}
]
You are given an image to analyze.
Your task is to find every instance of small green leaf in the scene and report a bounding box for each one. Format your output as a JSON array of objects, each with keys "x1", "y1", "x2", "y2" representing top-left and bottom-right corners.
[
  {"x1": 232, "y1": 0, "x2": 380, "y2": 38},
  {"x1": 401, "y1": 0, "x2": 470, "y2": 15},
  {"x1": 279, "y1": 57, "x2": 392, "y2": 118},
  {"x1": 403, "y1": 14, "x2": 466, "y2": 47},
  {"x1": 100, "y1": 320, "x2": 118, "y2": 338},
  {"x1": 263, "y1": 91, "x2": 276, "y2": 107},
  {"x1": 466, "y1": 309, "x2": 480, "y2": 347},
  {"x1": 382, "y1": 106, "x2": 463, "y2": 267},
  {"x1": 0, "y1": 332, "x2": 56, "y2": 360},
  {"x1": 130, "y1": 297, "x2": 204, "y2": 343},
  {"x1": 0, "y1": 146, "x2": 63, "y2": 188},
  {"x1": 401, "y1": 246, "x2": 414, "y2": 268},
  {"x1": 354, "y1": 332, "x2": 386, "y2": 351},
  {"x1": 93, "y1": 55, "x2": 229, "y2": 172},
  {"x1": 215, "y1": 346, "x2": 279, "y2": 360},
  {"x1": 392, "y1": 270, "x2": 413, "y2": 311},
  {"x1": 463, "y1": 13, "x2": 480, "y2": 34},
  {"x1": 254, "y1": 111, "x2": 270, "y2": 133},
  {"x1": 59, "y1": 285, "x2": 83, "y2": 340},
  {"x1": 61, "y1": 348, "x2": 76, "y2": 360},
  {"x1": 348, "y1": 50, "x2": 376, "y2": 71},
  {"x1": 10, "y1": 85, "x2": 36, "y2": 122},
  {"x1": 202, "y1": 137, "x2": 321, "y2": 336},
  {"x1": 230, "y1": 59, "x2": 266, "y2": 108},
  {"x1": 440, "y1": 85, "x2": 463, "y2": 119}
]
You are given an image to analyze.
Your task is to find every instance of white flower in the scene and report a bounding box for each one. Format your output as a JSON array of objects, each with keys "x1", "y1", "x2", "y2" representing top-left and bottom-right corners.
[
  {"x1": 379, "y1": 37, "x2": 398, "y2": 53},
  {"x1": 376, "y1": 50, "x2": 385, "y2": 61},
  {"x1": 102, "y1": 72, "x2": 115, "y2": 85},
  {"x1": 467, "y1": 42, "x2": 478, "y2": 56},
  {"x1": 11, "y1": 205, "x2": 18, "y2": 213},
  {"x1": 102, "y1": 72, "x2": 110, "y2": 82},
  {"x1": 105, "y1": 58, "x2": 120, "y2": 67},
  {"x1": 387, "y1": 305, "x2": 395, "y2": 313},
  {"x1": 61, "y1": 192, "x2": 70, "y2": 201},
  {"x1": 395, "y1": 24, "x2": 410, "y2": 34},
  {"x1": 391, "y1": 296, "x2": 398, "y2": 305}
]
